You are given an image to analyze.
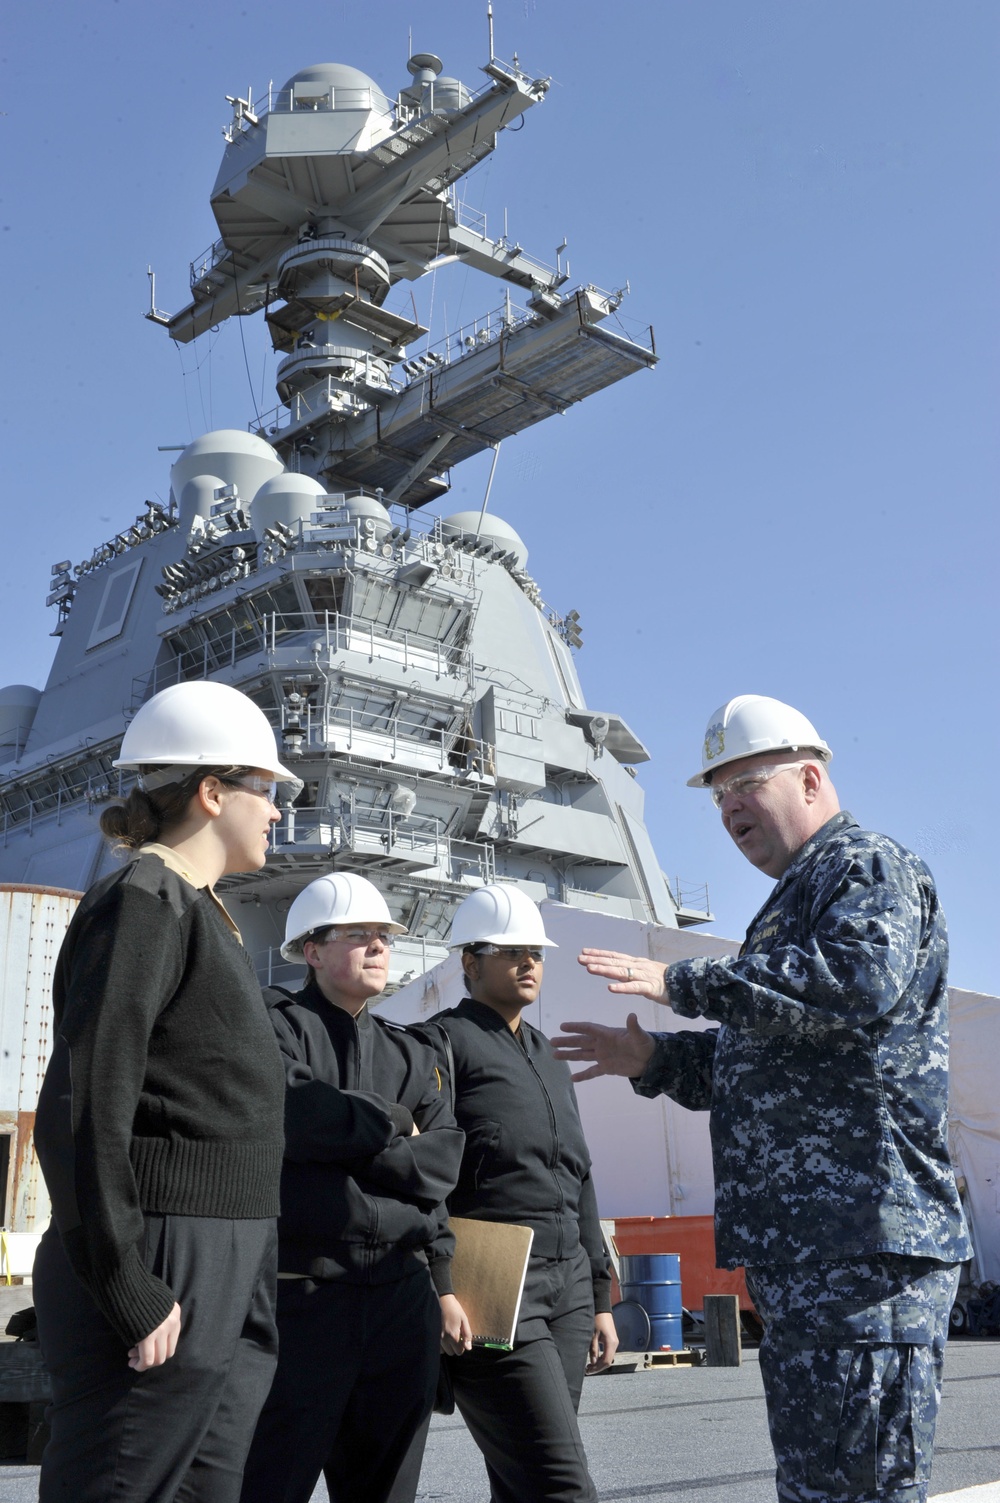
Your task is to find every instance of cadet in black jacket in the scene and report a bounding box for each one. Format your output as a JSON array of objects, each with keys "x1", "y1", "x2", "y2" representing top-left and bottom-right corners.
[
  {"x1": 32, "y1": 680, "x2": 299, "y2": 1503},
  {"x1": 413, "y1": 885, "x2": 617, "y2": 1503},
  {"x1": 240, "y1": 873, "x2": 464, "y2": 1503}
]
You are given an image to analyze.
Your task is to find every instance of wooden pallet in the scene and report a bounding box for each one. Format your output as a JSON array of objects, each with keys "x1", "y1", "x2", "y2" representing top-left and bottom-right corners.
[
  {"x1": 638, "y1": 1348, "x2": 703, "y2": 1368},
  {"x1": 607, "y1": 1347, "x2": 704, "y2": 1372}
]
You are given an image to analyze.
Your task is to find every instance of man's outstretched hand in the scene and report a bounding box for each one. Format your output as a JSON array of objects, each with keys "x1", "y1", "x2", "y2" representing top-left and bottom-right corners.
[
  {"x1": 552, "y1": 1014, "x2": 656, "y2": 1082},
  {"x1": 577, "y1": 949, "x2": 669, "y2": 1002}
]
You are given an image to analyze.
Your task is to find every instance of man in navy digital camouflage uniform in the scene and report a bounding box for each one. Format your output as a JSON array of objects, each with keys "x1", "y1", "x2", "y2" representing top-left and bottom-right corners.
[{"x1": 554, "y1": 695, "x2": 971, "y2": 1503}]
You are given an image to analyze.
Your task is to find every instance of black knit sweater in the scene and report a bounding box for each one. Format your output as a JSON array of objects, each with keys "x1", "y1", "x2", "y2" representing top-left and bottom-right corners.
[{"x1": 34, "y1": 852, "x2": 285, "y2": 1347}]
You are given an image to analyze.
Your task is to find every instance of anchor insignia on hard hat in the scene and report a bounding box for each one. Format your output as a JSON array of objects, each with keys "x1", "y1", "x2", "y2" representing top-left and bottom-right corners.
[{"x1": 704, "y1": 725, "x2": 725, "y2": 762}]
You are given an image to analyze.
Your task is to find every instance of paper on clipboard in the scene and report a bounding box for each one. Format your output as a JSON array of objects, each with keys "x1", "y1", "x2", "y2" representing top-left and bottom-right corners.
[{"x1": 449, "y1": 1217, "x2": 534, "y2": 1350}]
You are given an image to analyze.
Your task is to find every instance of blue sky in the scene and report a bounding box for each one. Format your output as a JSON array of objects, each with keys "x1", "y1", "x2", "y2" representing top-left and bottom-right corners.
[{"x1": 2, "y1": 1, "x2": 997, "y2": 990}]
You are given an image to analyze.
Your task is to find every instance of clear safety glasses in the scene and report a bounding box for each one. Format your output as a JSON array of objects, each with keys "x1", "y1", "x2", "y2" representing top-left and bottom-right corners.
[
  {"x1": 311, "y1": 929, "x2": 396, "y2": 949},
  {"x1": 224, "y1": 774, "x2": 279, "y2": 804},
  {"x1": 709, "y1": 761, "x2": 806, "y2": 809},
  {"x1": 470, "y1": 945, "x2": 545, "y2": 961}
]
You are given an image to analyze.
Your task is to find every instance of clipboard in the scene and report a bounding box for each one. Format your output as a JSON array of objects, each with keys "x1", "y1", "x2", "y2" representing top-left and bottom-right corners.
[{"x1": 449, "y1": 1216, "x2": 534, "y2": 1350}]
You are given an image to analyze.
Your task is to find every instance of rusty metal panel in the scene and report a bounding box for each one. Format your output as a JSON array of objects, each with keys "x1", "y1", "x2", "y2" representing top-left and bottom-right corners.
[
  {"x1": 0, "y1": 886, "x2": 80, "y2": 1230},
  {"x1": 9, "y1": 1110, "x2": 41, "y2": 1232},
  {"x1": 0, "y1": 890, "x2": 33, "y2": 1109}
]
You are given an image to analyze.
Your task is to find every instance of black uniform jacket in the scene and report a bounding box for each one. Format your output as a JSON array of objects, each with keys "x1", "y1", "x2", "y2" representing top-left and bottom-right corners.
[
  {"x1": 266, "y1": 980, "x2": 464, "y2": 1287},
  {"x1": 413, "y1": 998, "x2": 612, "y2": 1314}
]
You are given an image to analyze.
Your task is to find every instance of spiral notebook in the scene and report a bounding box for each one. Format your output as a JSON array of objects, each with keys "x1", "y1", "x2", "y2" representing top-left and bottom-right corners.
[{"x1": 449, "y1": 1217, "x2": 534, "y2": 1350}]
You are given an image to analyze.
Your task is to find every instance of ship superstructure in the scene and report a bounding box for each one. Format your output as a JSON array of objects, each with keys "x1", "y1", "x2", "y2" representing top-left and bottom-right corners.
[{"x1": 0, "y1": 43, "x2": 708, "y2": 987}]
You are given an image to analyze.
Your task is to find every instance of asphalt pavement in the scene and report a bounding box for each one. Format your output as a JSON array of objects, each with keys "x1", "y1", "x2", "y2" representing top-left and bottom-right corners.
[
  {"x1": 0, "y1": 1341, "x2": 996, "y2": 1502},
  {"x1": 391, "y1": 1341, "x2": 1000, "y2": 1503}
]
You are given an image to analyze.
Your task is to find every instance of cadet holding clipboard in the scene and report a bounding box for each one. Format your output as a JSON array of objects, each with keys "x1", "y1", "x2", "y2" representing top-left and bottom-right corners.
[
  {"x1": 448, "y1": 1217, "x2": 534, "y2": 1350},
  {"x1": 411, "y1": 886, "x2": 616, "y2": 1503}
]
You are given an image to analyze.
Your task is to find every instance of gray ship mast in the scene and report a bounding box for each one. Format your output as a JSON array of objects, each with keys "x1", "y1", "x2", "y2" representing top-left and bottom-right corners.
[
  {"x1": 0, "y1": 40, "x2": 711, "y2": 988},
  {"x1": 150, "y1": 50, "x2": 650, "y2": 508}
]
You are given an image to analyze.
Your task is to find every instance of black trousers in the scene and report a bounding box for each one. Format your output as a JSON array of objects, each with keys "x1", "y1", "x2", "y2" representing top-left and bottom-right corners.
[
  {"x1": 239, "y1": 1268, "x2": 440, "y2": 1503},
  {"x1": 33, "y1": 1215, "x2": 278, "y2": 1503},
  {"x1": 448, "y1": 1245, "x2": 598, "y2": 1503}
]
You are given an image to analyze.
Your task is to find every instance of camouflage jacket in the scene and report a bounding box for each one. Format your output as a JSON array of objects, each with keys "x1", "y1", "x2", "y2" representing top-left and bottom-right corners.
[{"x1": 633, "y1": 812, "x2": 972, "y2": 1269}]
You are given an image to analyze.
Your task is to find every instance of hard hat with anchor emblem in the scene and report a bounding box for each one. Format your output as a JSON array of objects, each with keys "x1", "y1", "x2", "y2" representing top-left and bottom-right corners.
[{"x1": 688, "y1": 695, "x2": 832, "y2": 788}]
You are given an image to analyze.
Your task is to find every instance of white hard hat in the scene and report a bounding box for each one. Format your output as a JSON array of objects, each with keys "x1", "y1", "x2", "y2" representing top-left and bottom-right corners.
[
  {"x1": 447, "y1": 884, "x2": 557, "y2": 950},
  {"x1": 688, "y1": 695, "x2": 832, "y2": 788},
  {"x1": 113, "y1": 681, "x2": 303, "y2": 796},
  {"x1": 281, "y1": 873, "x2": 407, "y2": 960}
]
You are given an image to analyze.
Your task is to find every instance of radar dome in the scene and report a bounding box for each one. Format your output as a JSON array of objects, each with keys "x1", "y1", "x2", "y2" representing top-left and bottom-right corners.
[
  {"x1": 179, "y1": 475, "x2": 227, "y2": 528},
  {"x1": 253, "y1": 473, "x2": 327, "y2": 535},
  {"x1": 343, "y1": 493, "x2": 392, "y2": 541},
  {"x1": 277, "y1": 63, "x2": 393, "y2": 116},
  {"x1": 441, "y1": 512, "x2": 528, "y2": 569},
  {"x1": 402, "y1": 54, "x2": 472, "y2": 115},
  {"x1": 170, "y1": 431, "x2": 284, "y2": 518}
]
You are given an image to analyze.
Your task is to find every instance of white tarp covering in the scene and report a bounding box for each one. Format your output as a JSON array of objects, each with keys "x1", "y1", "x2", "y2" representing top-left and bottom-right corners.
[
  {"x1": 379, "y1": 902, "x2": 736, "y2": 1219},
  {"x1": 948, "y1": 987, "x2": 1000, "y2": 1284}
]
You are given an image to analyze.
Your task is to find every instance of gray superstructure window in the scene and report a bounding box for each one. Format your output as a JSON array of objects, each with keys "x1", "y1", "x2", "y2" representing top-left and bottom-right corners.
[{"x1": 87, "y1": 559, "x2": 143, "y2": 650}]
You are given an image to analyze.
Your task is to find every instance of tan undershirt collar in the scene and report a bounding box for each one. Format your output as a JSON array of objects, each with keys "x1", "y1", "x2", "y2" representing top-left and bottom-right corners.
[{"x1": 140, "y1": 842, "x2": 242, "y2": 940}]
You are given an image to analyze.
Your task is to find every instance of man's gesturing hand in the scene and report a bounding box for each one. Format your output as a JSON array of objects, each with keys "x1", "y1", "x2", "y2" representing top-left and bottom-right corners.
[
  {"x1": 577, "y1": 949, "x2": 669, "y2": 1002},
  {"x1": 552, "y1": 1014, "x2": 655, "y2": 1082}
]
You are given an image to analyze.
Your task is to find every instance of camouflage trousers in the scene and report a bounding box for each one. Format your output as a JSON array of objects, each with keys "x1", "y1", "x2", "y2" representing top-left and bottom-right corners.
[{"x1": 744, "y1": 1256, "x2": 960, "y2": 1503}]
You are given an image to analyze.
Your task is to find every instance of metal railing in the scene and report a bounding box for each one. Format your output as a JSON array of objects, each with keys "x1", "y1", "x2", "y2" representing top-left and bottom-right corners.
[
  {"x1": 286, "y1": 84, "x2": 394, "y2": 114},
  {"x1": 253, "y1": 366, "x2": 387, "y2": 437},
  {"x1": 450, "y1": 195, "x2": 487, "y2": 240},
  {"x1": 671, "y1": 878, "x2": 711, "y2": 916},
  {"x1": 274, "y1": 804, "x2": 440, "y2": 856},
  {"x1": 251, "y1": 281, "x2": 653, "y2": 432},
  {"x1": 134, "y1": 608, "x2": 475, "y2": 705},
  {"x1": 0, "y1": 762, "x2": 123, "y2": 840},
  {"x1": 280, "y1": 700, "x2": 493, "y2": 776},
  {"x1": 249, "y1": 293, "x2": 541, "y2": 435},
  {"x1": 190, "y1": 237, "x2": 229, "y2": 289},
  {"x1": 270, "y1": 805, "x2": 495, "y2": 884}
]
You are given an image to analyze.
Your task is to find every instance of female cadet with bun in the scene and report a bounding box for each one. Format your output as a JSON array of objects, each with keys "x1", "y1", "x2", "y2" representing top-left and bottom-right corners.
[
  {"x1": 412, "y1": 884, "x2": 618, "y2": 1503},
  {"x1": 32, "y1": 679, "x2": 300, "y2": 1503}
]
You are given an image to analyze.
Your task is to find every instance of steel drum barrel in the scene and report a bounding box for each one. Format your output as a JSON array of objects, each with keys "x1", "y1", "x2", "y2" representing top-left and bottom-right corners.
[{"x1": 619, "y1": 1253, "x2": 683, "y2": 1350}]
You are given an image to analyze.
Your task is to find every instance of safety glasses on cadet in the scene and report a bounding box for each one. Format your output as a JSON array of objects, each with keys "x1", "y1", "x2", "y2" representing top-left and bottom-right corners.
[
  {"x1": 466, "y1": 944, "x2": 546, "y2": 961},
  {"x1": 308, "y1": 928, "x2": 398, "y2": 948}
]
